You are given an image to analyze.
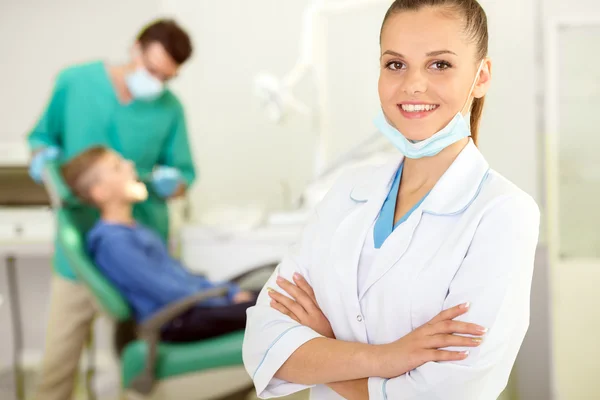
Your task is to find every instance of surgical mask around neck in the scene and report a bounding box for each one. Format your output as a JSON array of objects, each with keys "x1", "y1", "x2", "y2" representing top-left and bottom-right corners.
[
  {"x1": 125, "y1": 67, "x2": 165, "y2": 101},
  {"x1": 374, "y1": 60, "x2": 485, "y2": 159}
]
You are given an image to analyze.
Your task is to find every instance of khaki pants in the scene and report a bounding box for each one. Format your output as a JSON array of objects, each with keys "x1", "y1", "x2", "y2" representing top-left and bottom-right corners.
[{"x1": 34, "y1": 275, "x2": 98, "y2": 400}]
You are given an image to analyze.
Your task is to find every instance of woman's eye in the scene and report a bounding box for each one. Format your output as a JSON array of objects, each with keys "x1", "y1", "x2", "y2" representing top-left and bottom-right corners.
[
  {"x1": 431, "y1": 61, "x2": 452, "y2": 70},
  {"x1": 386, "y1": 61, "x2": 405, "y2": 71}
]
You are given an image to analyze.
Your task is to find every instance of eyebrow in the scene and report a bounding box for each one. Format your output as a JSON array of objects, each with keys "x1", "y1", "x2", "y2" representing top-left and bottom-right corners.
[{"x1": 381, "y1": 49, "x2": 457, "y2": 58}]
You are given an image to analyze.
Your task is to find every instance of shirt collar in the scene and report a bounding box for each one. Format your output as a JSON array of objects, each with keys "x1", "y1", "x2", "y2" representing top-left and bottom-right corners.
[{"x1": 349, "y1": 140, "x2": 490, "y2": 216}]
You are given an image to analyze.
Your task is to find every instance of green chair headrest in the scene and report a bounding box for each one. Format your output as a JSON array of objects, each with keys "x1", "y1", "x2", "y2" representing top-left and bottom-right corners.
[
  {"x1": 45, "y1": 161, "x2": 131, "y2": 321},
  {"x1": 57, "y1": 210, "x2": 131, "y2": 320},
  {"x1": 44, "y1": 160, "x2": 81, "y2": 207}
]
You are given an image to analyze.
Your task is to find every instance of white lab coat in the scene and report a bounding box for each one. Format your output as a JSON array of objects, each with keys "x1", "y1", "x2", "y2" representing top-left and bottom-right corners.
[{"x1": 243, "y1": 140, "x2": 540, "y2": 399}]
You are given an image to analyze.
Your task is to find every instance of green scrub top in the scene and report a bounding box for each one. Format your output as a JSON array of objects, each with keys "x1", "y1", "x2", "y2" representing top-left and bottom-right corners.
[{"x1": 27, "y1": 61, "x2": 197, "y2": 280}]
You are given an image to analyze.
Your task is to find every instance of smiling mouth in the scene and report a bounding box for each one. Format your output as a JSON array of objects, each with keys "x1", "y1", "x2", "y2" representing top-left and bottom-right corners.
[{"x1": 398, "y1": 104, "x2": 439, "y2": 112}]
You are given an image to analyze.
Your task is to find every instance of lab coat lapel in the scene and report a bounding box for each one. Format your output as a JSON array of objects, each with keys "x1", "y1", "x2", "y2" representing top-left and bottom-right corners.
[
  {"x1": 357, "y1": 140, "x2": 490, "y2": 300},
  {"x1": 329, "y1": 161, "x2": 401, "y2": 301},
  {"x1": 358, "y1": 209, "x2": 423, "y2": 300}
]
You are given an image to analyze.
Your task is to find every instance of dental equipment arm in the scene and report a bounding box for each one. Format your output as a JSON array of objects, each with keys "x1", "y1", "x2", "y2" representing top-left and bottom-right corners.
[
  {"x1": 283, "y1": 0, "x2": 392, "y2": 89},
  {"x1": 256, "y1": 0, "x2": 392, "y2": 179},
  {"x1": 260, "y1": 0, "x2": 391, "y2": 119}
]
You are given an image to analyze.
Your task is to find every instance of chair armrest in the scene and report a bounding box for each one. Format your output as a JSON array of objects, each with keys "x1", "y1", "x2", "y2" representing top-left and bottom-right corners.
[
  {"x1": 139, "y1": 287, "x2": 228, "y2": 334},
  {"x1": 229, "y1": 262, "x2": 278, "y2": 290},
  {"x1": 129, "y1": 287, "x2": 228, "y2": 396}
]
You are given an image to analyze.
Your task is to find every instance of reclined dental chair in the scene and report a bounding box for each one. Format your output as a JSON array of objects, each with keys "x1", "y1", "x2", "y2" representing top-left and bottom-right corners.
[{"x1": 42, "y1": 162, "x2": 274, "y2": 399}]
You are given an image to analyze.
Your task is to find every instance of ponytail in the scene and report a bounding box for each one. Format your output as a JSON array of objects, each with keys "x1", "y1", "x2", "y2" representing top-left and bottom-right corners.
[{"x1": 470, "y1": 96, "x2": 485, "y2": 146}]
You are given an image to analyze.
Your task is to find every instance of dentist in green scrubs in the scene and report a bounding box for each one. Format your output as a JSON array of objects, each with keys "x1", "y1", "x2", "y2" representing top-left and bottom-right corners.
[{"x1": 27, "y1": 19, "x2": 197, "y2": 400}]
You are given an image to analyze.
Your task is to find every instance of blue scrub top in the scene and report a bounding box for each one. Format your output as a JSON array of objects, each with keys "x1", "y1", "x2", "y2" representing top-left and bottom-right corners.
[{"x1": 373, "y1": 163, "x2": 430, "y2": 249}]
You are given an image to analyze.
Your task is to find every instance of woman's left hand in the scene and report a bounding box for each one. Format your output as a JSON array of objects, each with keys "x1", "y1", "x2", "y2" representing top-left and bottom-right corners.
[{"x1": 268, "y1": 273, "x2": 335, "y2": 339}]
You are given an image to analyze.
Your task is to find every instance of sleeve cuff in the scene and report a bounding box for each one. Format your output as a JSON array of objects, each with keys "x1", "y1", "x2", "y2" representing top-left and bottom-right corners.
[
  {"x1": 28, "y1": 139, "x2": 53, "y2": 151},
  {"x1": 368, "y1": 377, "x2": 388, "y2": 400},
  {"x1": 253, "y1": 325, "x2": 322, "y2": 398},
  {"x1": 180, "y1": 170, "x2": 196, "y2": 187}
]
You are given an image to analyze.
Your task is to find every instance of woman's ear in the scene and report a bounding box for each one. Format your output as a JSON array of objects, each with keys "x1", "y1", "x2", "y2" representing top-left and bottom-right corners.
[{"x1": 472, "y1": 58, "x2": 492, "y2": 99}]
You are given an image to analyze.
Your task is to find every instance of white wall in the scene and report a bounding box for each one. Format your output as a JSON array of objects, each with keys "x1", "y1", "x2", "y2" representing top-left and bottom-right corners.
[
  {"x1": 544, "y1": 0, "x2": 600, "y2": 17},
  {"x1": 161, "y1": 0, "x2": 316, "y2": 216},
  {"x1": 476, "y1": 0, "x2": 539, "y2": 202},
  {"x1": 160, "y1": 0, "x2": 391, "y2": 216}
]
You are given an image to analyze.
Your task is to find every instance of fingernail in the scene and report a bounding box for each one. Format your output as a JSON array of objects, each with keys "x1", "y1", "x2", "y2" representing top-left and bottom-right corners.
[
  {"x1": 476, "y1": 326, "x2": 488, "y2": 334},
  {"x1": 472, "y1": 338, "x2": 483, "y2": 344},
  {"x1": 276, "y1": 276, "x2": 283, "y2": 283},
  {"x1": 462, "y1": 302, "x2": 471, "y2": 309},
  {"x1": 267, "y1": 287, "x2": 275, "y2": 293},
  {"x1": 462, "y1": 351, "x2": 470, "y2": 356},
  {"x1": 293, "y1": 273, "x2": 300, "y2": 280}
]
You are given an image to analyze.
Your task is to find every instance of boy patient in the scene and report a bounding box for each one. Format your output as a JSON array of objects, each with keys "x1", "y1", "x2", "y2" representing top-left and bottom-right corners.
[{"x1": 61, "y1": 146, "x2": 256, "y2": 342}]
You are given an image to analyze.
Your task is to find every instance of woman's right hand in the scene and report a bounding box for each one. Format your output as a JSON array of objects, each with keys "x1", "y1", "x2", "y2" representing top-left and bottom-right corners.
[{"x1": 376, "y1": 302, "x2": 487, "y2": 379}]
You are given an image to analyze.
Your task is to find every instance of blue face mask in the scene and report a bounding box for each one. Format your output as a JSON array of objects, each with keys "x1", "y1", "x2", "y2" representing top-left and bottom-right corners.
[
  {"x1": 374, "y1": 60, "x2": 484, "y2": 159},
  {"x1": 375, "y1": 110, "x2": 471, "y2": 159},
  {"x1": 125, "y1": 67, "x2": 165, "y2": 101}
]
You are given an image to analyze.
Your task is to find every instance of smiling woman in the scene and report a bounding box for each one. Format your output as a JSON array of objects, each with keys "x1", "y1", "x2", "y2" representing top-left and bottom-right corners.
[
  {"x1": 377, "y1": 1, "x2": 491, "y2": 144},
  {"x1": 242, "y1": 1, "x2": 540, "y2": 399}
]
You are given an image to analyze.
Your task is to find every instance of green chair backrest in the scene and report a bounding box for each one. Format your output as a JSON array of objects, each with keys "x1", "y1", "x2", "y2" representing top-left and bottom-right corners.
[{"x1": 45, "y1": 161, "x2": 132, "y2": 321}]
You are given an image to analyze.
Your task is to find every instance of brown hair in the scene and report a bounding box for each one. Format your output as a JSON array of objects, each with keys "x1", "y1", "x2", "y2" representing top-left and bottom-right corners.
[
  {"x1": 381, "y1": 0, "x2": 488, "y2": 145},
  {"x1": 61, "y1": 146, "x2": 110, "y2": 203},
  {"x1": 137, "y1": 19, "x2": 193, "y2": 65}
]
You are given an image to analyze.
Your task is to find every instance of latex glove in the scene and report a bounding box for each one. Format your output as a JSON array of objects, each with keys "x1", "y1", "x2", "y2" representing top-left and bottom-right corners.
[
  {"x1": 29, "y1": 146, "x2": 60, "y2": 183},
  {"x1": 151, "y1": 166, "x2": 182, "y2": 198}
]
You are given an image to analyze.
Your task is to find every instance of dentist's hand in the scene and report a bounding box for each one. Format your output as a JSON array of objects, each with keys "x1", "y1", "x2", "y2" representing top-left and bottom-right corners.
[
  {"x1": 29, "y1": 146, "x2": 60, "y2": 183},
  {"x1": 151, "y1": 166, "x2": 183, "y2": 198},
  {"x1": 376, "y1": 302, "x2": 487, "y2": 379},
  {"x1": 268, "y1": 273, "x2": 335, "y2": 339}
]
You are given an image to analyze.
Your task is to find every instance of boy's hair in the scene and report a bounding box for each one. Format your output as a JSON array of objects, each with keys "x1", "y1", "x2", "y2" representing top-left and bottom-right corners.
[{"x1": 61, "y1": 146, "x2": 110, "y2": 203}]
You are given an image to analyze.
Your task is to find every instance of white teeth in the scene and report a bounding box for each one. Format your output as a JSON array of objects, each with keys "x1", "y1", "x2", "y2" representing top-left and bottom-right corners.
[{"x1": 401, "y1": 104, "x2": 438, "y2": 112}]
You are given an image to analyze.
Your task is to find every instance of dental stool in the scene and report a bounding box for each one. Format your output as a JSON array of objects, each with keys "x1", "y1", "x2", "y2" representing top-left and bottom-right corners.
[{"x1": 43, "y1": 162, "x2": 273, "y2": 399}]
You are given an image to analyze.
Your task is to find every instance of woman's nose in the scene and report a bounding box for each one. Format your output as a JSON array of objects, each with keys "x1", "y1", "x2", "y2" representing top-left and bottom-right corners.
[{"x1": 401, "y1": 68, "x2": 428, "y2": 95}]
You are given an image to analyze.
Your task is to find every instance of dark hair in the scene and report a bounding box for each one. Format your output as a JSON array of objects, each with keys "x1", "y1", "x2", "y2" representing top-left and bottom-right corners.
[
  {"x1": 61, "y1": 146, "x2": 110, "y2": 203},
  {"x1": 381, "y1": 0, "x2": 488, "y2": 145},
  {"x1": 137, "y1": 19, "x2": 193, "y2": 65}
]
